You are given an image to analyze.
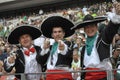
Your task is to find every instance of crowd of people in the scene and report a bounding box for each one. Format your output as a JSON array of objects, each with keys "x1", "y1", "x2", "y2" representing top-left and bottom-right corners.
[
  {"x1": 0, "y1": 1, "x2": 120, "y2": 80},
  {"x1": 0, "y1": 2, "x2": 113, "y2": 38}
]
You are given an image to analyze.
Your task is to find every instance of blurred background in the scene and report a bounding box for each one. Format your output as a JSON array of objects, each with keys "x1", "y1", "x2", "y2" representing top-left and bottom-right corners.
[{"x1": 0, "y1": 0, "x2": 120, "y2": 80}]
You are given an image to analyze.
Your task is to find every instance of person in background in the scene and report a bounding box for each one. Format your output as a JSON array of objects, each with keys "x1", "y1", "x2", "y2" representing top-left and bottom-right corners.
[
  {"x1": 0, "y1": 48, "x2": 7, "y2": 61},
  {"x1": 71, "y1": 48, "x2": 81, "y2": 80},
  {"x1": 112, "y1": 34, "x2": 120, "y2": 47},
  {"x1": 74, "y1": 37, "x2": 83, "y2": 55},
  {"x1": 111, "y1": 40, "x2": 120, "y2": 80}
]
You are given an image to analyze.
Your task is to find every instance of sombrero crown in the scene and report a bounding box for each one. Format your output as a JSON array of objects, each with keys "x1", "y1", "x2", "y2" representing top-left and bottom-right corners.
[
  {"x1": 71, "y1": 14, "x2": 107, "y2": 30},
  {"x1": 41, "y1": 16, "x2": 75, "y2": 38}
]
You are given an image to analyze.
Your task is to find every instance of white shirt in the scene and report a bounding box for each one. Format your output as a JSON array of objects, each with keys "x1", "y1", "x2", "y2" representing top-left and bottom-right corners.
[
  {"x1": 83, "y1": 36, "x2": 112, "y2": 70},
  {"x1": 22, "y1": 46, "x2": 41, "y2": 80},
  {"x1": 72, "y1": 59, "x2": 80, "y2": 69},
  {"x1": 40, "y1": 40, "x2": 68, "y2": 70},
  {"x1": 7, "y1": 45, "x2": 42, "y2": 80}
]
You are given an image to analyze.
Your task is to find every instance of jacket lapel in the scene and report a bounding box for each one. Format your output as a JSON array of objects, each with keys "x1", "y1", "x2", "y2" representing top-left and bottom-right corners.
[{"x1": 16, "y1": 50, "x2": 25, "y2": 65}]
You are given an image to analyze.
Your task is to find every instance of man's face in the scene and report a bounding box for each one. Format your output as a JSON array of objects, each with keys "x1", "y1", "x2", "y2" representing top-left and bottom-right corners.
[
  {"x1": 115, "y1": 34, "x2": 120, "y2": 41},
  {"x1": 19, "y1": 34, "x2": 32, "y2": 48},
  {"x1": 114, "y1": 49, "x2": 120, "y2": 58},
  {"x1": 6, "y1": 47, "x2": 11, "y2": 53},
  {"x1": 73, "y1": 50, "x2": 79, "y2": 61},
  {"x1": 52, "y1": 27, "x2": 65, "y2": 42},
  {"x1": 76, "y1": 38, "x2": 81, "y2": 44},
  {"x1": 84, "y1": 24, "x2": 98, "y2": 37},
  {"x1": 116, "y1": 44, "x2": 120, "y2": 53}
]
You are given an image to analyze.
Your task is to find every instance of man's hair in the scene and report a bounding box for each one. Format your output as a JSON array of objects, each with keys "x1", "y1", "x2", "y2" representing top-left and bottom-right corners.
[
  {"x1": 52, "y1": 27, "x2": 65, "y2": 32},
  {"x1": 114, "y1": 40, "x2": 120, "y2": 49}
]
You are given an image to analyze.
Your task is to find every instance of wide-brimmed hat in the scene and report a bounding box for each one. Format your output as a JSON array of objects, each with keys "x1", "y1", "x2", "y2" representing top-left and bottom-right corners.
[
  {"x1": 71, "y1": 14, "x2": 107, "y2": 30},
  {"x1": 8, "y1": 25, "x2": 41, "y2": 44},
  {"x1": 40, "y1": 16, "x2": 74, "y2": 38}
]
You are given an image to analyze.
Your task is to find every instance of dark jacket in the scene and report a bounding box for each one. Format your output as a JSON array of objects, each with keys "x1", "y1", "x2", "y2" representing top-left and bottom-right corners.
[
  {"x1": 4, "y1": 46, "x2": 43, "y2": 79},
  {"x1": 36, "y1": 41, "x2": 74, "y2": 69},
  {"x1": 81, "y1": 21, "x2": 120, "y2": 79}
]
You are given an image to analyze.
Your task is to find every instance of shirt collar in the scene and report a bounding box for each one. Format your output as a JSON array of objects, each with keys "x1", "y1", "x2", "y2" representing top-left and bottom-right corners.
[{"x1": 22, "y1": 45, "x2": 34, "y2": 51}]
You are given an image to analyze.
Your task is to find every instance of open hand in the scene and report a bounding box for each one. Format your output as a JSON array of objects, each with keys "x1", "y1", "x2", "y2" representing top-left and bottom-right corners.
[
  {"x1": 43, "y1": 38, "x2": 50, "y2": 49},
  {"x1": 113, "y1": 1, "x2": 120, "y2": 15},
  {"x1": 58, "y1": 40, "x2": 65, "y2": 51}
]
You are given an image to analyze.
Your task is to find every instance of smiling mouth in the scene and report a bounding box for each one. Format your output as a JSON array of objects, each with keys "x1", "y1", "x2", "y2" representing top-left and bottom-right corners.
[
  {"x1": 87, "y1": 30, "x2": 94, "y2": 33},
  {"x1": 56, "y1": 37, "x2": 61, "y2": 39},
  {"x1": 87, "y1": 32, "x2": 93, "y2": 34},
  {"x1": 24, "y1": 41, "x2": 29, "y2": 44}
]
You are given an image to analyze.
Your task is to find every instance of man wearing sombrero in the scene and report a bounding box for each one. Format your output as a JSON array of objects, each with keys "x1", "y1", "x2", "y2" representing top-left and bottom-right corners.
[
  {"x1": 38, "y1": 16, "x2": 74, "y2": 80},
  {"x1": 4, "y1": 25, "x2": 43, "y2": 80},
  {"x1": 71, "y1": 2, "x2": 120, "y2": 80}
]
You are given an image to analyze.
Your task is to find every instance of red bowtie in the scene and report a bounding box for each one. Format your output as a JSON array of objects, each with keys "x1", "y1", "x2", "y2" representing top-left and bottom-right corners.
[{"x1": 24, "y1": 47, "x2": 35, "y2": 56}]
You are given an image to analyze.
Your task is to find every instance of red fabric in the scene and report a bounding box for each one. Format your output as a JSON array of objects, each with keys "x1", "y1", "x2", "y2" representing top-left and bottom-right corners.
[
  {"x1": 14, "y1": 77, "x2": 18, "y2": 80},
  {"x1": 14, "y1": 77, "x2": 42, "y2": 80},
  {"x1": 85, "y1": 68, "x2": 106, "y2": 80},
  {"x1": 0, "y1": 76, "x2": 7, "y2": 80},
  {"x1": 46, "y1": 69, "x2": 73, "y2": 80},
  {"x1": 113, "y1": 70, "x2": 117, "y2": 80},
  {"x1": 24, "y1": 47, "x2": 35, "y2": 56}
]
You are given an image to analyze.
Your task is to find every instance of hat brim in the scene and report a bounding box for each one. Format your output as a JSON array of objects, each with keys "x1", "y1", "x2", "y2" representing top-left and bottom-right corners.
[
  {"x1": 41, "y1": 16, "x2": 74, "y2": 38},
  {"x1": 71, "y1": 17, "x2": 107, "y2": 30},
  {"x1": 8, "y1": 25, "x2": 41, "y2": 44}
]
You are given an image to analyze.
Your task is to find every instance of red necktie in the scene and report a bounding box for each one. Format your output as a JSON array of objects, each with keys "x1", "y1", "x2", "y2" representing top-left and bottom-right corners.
[{"x1": 24, "y1": 47, "x2": 35, "y2": 56}]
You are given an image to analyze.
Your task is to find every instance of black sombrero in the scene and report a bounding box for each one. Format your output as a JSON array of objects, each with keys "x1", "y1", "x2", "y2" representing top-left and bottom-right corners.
[
  {"x1": 41, "y1": 16, "x2": 74, "y2": 38},
  {"x1": 71, "y1": 14, "x2": 107, "y2": 30},
  {"x1": 8, "y1": 25, "x2": 41, "y2": 44}
]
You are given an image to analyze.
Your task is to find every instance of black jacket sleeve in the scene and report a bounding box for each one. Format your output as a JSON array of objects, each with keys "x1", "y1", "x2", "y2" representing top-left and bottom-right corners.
[
  {"x1": 4, "y1": 50, "x2": 25, "y2": 73},
  {"x1": 102, "y1": 21, "x2": 120, "y2": 44},
  {"x1": 56, "y1": 41, "x2": 74, "y2": 68},
  {"x1": 4, "y1": 60, "x2": 14, "y2": 72},
  {"x1": 97, "y1": 21, "x2": 120, "y2": 61},
  {"x1": 36, "y1": 46, "x2": 50, "y2": 67}
]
